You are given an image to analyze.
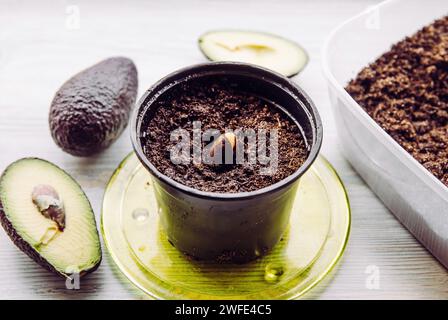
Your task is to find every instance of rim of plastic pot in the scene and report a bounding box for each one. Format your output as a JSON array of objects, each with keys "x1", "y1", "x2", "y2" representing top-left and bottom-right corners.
[{"x1": 130, "y1": 61, "x2": 323, "y2": 200}]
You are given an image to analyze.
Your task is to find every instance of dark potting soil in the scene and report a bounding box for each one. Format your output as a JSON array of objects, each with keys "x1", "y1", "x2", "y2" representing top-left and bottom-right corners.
[
  {"x1": 141, "y1": 78, "x2": 309, "y2": 193},
  {"x1": 346, "y1": 16, "x2": 448, "y2": 187}
]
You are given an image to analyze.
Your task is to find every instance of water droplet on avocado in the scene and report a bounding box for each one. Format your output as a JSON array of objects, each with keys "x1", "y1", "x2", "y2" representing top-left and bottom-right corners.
[
  {"x1": 264, "y1": 263, "x2": 284, "y2": 282},
  {"x1": 132, "y1": 208, "x2": 149, "y2": 222}
]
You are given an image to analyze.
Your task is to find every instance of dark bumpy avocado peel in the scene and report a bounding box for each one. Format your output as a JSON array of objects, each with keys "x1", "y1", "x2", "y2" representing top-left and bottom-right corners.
[{"x1": 50, "y1": 57, "x2": 138, "y2": 157}]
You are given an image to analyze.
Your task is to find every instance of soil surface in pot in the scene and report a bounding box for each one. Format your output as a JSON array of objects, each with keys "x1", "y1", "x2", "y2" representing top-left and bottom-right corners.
[
  {"x1": 346, "y1": 16, "x2": 448, "y2": 187},
  {"x1": 141, "y1": 77, "x2": 309, "y2": 193}
]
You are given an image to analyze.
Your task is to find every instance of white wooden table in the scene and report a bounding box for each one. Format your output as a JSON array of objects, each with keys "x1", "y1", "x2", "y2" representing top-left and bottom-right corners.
[{"x1": 0, "y1": 0, "x2": 447, "y2": 300}]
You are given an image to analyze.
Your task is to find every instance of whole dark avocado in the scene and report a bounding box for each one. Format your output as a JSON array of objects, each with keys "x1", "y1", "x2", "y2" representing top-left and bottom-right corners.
[{"x1": 50, "y1": 57, "x2": 138, "y2": 156}]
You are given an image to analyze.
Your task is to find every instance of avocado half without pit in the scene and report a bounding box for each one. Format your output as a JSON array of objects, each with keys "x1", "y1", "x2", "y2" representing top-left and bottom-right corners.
[
  {"x1": 198, "y1": 30, "x2": 308, "y2": 77},
  {"x1": 0, "y1": 158, "x2": 101, "y2": 277}
]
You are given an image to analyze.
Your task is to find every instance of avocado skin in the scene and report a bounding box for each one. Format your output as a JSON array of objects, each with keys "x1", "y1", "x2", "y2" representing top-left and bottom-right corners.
[
  {"x1": 0, "y1": 157, "x2": 102, "y2": 278},
  {"x1": 50, "y1": 57, "x2": 138, "y2": 157}
]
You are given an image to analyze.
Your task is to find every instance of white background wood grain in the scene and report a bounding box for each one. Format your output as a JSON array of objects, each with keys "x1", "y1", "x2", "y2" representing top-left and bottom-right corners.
[{"x1": 0, "y1": 0, "x2": 447, "y2": 299}]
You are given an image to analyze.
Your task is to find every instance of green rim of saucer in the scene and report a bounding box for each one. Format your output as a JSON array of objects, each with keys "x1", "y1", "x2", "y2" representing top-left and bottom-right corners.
[{"x1": 101, "y1": 153, "x2": 350, "y2": 299}]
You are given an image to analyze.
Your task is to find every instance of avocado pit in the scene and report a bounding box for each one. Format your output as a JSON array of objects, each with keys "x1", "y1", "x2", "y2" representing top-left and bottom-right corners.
[
  {"x1": 209, "y1": 132, "x2": 237, "y2": 162},
  {"x1": 31, "y1": 184, "x2": 65, "y2": 231}
]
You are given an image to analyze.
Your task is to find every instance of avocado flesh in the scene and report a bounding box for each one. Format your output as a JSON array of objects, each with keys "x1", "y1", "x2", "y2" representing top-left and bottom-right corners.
[
  {"x1": 0, "y1": 158, "x2": 101, "y2": 277},
  {"x1": 199, "y1": 30, "x2": 308, "y2": 77},
  {"x1": 50, "y1": 57, "x2": 138, "y2": 157}
]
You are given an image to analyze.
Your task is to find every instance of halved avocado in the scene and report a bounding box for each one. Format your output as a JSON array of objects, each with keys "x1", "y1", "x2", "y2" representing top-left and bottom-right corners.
[
  {"x1": 0, "y1": 158, "x2": 101, "y2": 277},
  {"x1": 198, "y1": 30, "x2": 308, "y2": 77}
]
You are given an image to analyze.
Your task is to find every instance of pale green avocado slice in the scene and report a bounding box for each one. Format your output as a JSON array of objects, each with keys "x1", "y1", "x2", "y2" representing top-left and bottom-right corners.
[
  {"x1": 198, "y1": 30, "x2": 308, "y2": 77},
  {"x1": 0, "y1": 158, "x2": 101, "y2": 277}
]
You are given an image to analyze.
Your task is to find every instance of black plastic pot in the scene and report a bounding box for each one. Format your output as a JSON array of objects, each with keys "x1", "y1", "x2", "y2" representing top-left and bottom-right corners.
[{"x1": 131, "y1": 62, "x2": 322, "y2": 263}]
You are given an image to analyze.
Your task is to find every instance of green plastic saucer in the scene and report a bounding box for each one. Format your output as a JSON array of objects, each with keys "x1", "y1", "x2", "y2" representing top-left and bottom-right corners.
[{"x1": 101, "y1": 153, "x2": 350, "y2": 299}]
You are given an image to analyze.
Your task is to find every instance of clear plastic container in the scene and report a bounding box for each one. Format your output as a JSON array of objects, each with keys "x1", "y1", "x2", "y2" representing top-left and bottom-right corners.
[{"x1": 322, "y1": 0, "x2": 448, "y2": 268}]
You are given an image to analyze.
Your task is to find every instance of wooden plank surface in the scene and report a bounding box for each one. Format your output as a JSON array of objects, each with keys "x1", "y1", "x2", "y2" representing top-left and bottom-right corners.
[{"x1": 0, "y1": 0, "x2": 447, "y2": 299}]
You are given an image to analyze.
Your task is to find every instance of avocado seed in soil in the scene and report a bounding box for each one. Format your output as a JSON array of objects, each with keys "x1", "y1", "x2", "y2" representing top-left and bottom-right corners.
[{"x1": 141, "y1": 77, "x2": 309, "y2": 193}]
